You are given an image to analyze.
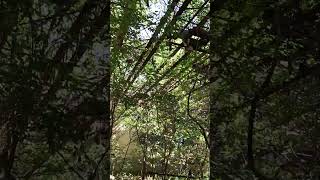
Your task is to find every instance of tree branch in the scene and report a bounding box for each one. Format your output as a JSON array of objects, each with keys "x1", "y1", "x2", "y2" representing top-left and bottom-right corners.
[
  {"x1": 187, "y1": 81, "x2": 209, "y2": 148},
  {"x1": 57, "y1": 151, "x2": 85, "y2": 180}
]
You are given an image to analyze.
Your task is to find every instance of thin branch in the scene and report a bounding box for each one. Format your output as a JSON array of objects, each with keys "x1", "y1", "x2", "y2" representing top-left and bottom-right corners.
[
  {"x1": 124, "y1": 0, "x2": 193, "y2": 93},
  {"x1": 51, "y1": 0, "x2": 101, "y2": 64},
  {"x1": 57, "y1": 151, "x2": 85, "y2": 180},
  {"x1": 246, "y1": 98, "x2": 257, "y2": 171},
  {"x1": 247, "y1": 60, "x2": 276, "y2": 179},
  {"x1": 187, "y1": 80, "x2": 209, "y2": 148},
  {"x1": 40, "y1": 1, "x2": 110, "y2": 107},
  {"x1": 147, "y1": 171, "x2": 202, "y2": 179},
  {"x1": 18, "y1": 10, "x2": 80, "y2": 26},
  {"x1": 145, "y1": 52, "x2": 190, "y2": 93},
  {"x1": 125, "y1": 0, "x2": 181, "y2": 86},
  {"x1": 88, "y1": 148, "x2": 110, "y2": 180},
  {"x1": 181, "y1": 0, "x2": 209, "y2": 31}
]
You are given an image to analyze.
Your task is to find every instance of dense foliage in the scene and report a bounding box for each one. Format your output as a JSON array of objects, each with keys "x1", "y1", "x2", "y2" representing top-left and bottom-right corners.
[{"x1": 0, "y1": 0, "x2": 319, "y2": 179}]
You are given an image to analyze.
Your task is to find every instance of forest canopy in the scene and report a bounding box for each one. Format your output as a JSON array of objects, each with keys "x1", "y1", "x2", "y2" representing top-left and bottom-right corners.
[{"x1": 0, "y1": 0, "x2": 319, "y2": 179}]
